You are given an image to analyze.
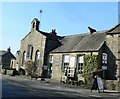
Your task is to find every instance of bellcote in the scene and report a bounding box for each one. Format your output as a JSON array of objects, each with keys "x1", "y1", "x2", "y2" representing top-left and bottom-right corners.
[{"x1": 31, "y1": 18, "x2": 40, "y2": 31}]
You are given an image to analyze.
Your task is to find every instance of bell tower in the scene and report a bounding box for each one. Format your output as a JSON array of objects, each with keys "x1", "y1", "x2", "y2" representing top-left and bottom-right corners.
[{"x1": 31, "y1": 18, "x2": 40, "y2": 31}]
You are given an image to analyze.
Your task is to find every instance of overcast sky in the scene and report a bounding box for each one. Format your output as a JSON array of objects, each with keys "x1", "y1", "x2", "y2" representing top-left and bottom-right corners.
[{"x1": 1, "y1": 2, "x2": 119, "y2": 54}]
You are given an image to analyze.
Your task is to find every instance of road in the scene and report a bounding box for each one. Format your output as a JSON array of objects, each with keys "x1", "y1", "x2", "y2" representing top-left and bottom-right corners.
[{"x1": 1, "y1": 75, "x2": 120, "y2": 99}]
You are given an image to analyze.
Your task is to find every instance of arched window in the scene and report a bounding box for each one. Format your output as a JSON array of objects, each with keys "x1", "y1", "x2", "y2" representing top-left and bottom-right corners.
[
  {"x1": 32, "y1": 22, "x2": 35, "y2": 28},
  {"x1": 35, "y1": 50, "x2": 40, "y2": 67},
  {"x1": 27, "y1": 45, "x2": 33, "y2": 59},
  {"x1": 22, "y1": 51, "x2": 26, "y2": 66}
]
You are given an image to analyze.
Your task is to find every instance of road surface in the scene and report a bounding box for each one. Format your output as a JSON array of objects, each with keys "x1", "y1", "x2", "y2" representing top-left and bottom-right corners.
[{"x1": 1, "y1": 75, "x2": 119, "y2": 99}]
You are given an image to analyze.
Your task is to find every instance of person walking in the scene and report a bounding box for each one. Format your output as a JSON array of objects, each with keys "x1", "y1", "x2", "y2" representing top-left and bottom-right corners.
[{"x1": 91, "y1": 70, "x2": 98, "y2": 92}]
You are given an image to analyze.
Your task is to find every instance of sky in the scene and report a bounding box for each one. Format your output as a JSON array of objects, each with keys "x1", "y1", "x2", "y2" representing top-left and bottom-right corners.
[{"x1": 1, "y1": 2, "x2": 119, "y2": 55}]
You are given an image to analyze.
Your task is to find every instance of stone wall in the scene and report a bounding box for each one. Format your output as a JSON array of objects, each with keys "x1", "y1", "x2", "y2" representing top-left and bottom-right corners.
[
  {"x1": 20, "y1": 30, "x2": 46, "y2": 75},
  {"x1": 105, "y1": 80, "x2": 119, "y2": 90},
  {"x1": 51, "y1": 52, "x2": 99, "y2": 82},
  {"x1": 51, "y1": 54, "x2": 63, "y2": 82},
  {"x1": 106, "y1": 34, "x2": 119, "y2": 80}
]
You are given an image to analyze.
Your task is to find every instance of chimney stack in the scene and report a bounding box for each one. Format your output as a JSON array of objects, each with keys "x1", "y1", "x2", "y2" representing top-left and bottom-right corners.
[
  {"x1": 51, "y1": 29, "x2": 57, "y2": 36},
  {"x1": 88, "y1": 27, "x2": 97, "y2": 34}
]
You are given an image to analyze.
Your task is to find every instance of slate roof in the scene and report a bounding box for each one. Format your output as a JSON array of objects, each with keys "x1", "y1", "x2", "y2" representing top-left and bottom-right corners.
[
  {"x1": 2, "y1": 51, "x2": 16, "y2": 59},
  {"x1": 39, "y1": 31, "x2": 63, "y2": 41},
  {"x1": 21, "y1": 30, "x2": 62, "y2": 41},
  {"x1": 71, "y1": 32, "x2": 106, "y2": 52},
  {"x1": 0, "y1": 51, "x2": 7, "y2": 56},
  {"x1": 51, "y1": 32, "x2": 106, "y2": 53}
]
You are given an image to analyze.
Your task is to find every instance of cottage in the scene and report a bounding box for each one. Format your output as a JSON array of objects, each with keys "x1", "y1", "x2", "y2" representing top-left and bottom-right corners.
[
  {"x1": 50, "y1": 32, "x2": 106, "y2": 83},
  {"x1": 49, "y1": 24, "x2": 120, "y2": 89},
  {"x1": 0, "y1": 47, "x2": 16, "y2": 74},
  {"x1": 0, "y1": 50, "x2": 7, "y2": 73}
]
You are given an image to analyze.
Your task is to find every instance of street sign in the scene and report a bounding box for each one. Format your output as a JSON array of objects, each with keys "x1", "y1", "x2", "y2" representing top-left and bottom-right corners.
[
  {"x1": 102, "y1": 66, "x2": 107, "y2": 70},
  {"x1": 43, "y1": 66, "x2": 48, "y2": 70}
]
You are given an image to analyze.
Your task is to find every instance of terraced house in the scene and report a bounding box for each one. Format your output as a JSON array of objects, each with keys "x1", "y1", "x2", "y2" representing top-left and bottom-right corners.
[{"x1": 18, "y1": 18, "x2": 120, "y2": 90}]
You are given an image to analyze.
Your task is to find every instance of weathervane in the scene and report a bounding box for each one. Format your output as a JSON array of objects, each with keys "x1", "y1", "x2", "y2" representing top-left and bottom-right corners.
[
  {"x1": 39, "y1": 9, "x2": 43, "y2": 29},
  {"x1": 40, "y1": 9, "x2": 43, "y2": 21}
]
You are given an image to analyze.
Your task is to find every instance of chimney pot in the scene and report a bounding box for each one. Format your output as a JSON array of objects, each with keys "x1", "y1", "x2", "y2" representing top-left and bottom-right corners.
[
  {"x1": 7, "y1": 47, "x2": 11, "y2": 52},
  {"x1": 51, "y1": 29, "x2": 57, "y2": 36}
]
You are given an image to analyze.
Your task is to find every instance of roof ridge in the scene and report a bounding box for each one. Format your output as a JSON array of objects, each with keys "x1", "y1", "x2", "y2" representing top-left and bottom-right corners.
[
  {"x1": 64, "y1": 30, "x2": 107, "y2": 37},
  {"x1": 107, "y1": 23, "x2": 120, "y2": 32},
  {"x1": 64, "y1": 33, "x2": 89, "y2": 37}
]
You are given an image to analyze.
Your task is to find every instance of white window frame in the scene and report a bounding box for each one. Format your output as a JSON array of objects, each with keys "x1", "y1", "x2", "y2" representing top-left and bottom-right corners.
[
  {"x1": 77, "y1": 55, "x2": 84, "y2": 74},
  {"x1": 62, "y1": 55, "x2": 70, "y2": 73}
]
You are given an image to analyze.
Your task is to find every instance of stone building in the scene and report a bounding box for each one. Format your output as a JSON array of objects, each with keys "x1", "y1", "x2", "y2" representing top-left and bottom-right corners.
[
  {"x1": 50, "y1": 32, "x2": 106, "y2": 83},
  {"x1": 106, "y1": 24, "x2": 120, "y2": 80},
  {"x1": 50, "y1": 24, "x2": 120, "y2": 90},
  {"x1": 0, "y1": 50, "x2": 7, "y2": 73},
  {"x1": 0, "y1": 47, "x2": 16, "y2": 74},
  {"x1": 19, "y1": 18, "x2": 61, "y2": 76},
  {"x1": 18, "y1": 18, "x2": 120, "y2": 89}
]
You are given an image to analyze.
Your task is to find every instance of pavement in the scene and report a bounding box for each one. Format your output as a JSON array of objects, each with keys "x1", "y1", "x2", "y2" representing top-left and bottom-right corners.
[
  {"x1": 25, "y1": 77, "x2": 120, "y2": 94},
  {"x1": 16, "y1": 75, "x2": 120, "y2": 92},
  {"x1": 9, "y1": 75, "x2": 120, "y2": 90}
]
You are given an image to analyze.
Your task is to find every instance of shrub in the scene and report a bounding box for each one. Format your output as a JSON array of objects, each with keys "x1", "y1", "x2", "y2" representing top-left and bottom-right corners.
[
  {"x1": 25, "y1": 60, "x2": 36, "y2": 76},
  {"x1": 83, "y1": 55, "x2": 98, "y2": 85}
]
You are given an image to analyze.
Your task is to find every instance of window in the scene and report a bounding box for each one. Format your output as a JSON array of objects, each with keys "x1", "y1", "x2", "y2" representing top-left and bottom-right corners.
[
  {"x1": 22, "y1": 51, "x2": 26, "y2": 66},
  {"x1": 77, "y1": 55, "x2": 84, "y2": 74},
  {"x1": 69, "y1": 56, "x2": 75, "y2": 67},
  {"x1": 27, "y1": 45, "x2": 33, "y2": 59},
  {"x1": 35, "y1": 50, "x2": 40, "y2": 67},
  {"x1": 49, "y1": 55, "x2": 53, "y2": 63},
  {"x1": 62, "y1": 55, "x2": 70, "y2": 73}
]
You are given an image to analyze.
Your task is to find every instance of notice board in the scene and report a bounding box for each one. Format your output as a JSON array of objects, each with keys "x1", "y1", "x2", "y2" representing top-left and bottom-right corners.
[{"x1": 97, "y1": 77, "x2": 104, "y2": 92}]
